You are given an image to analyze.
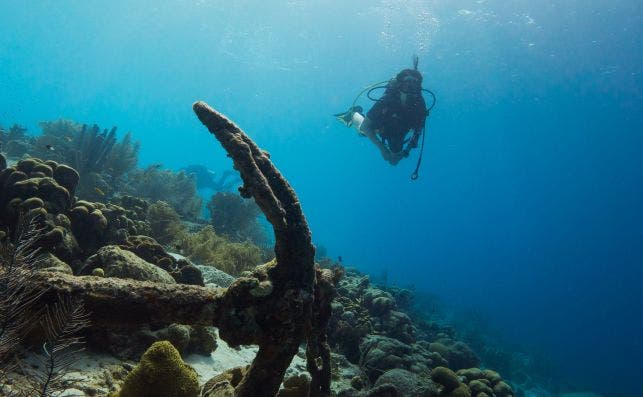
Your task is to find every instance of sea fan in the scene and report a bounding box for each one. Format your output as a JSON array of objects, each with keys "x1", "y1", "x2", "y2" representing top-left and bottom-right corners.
[
  {"x1": 0, "y1": 214, "x2": 90, "y2": 396},
  {"x1": 0, "y1": 215, "x2": 48, "y2": 379},
  {"x1": 23, "y1": 296, "x2": 90, "y2": 397}
]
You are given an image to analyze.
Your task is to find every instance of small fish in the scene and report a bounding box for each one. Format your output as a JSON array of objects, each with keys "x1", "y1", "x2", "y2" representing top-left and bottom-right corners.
[
  {"x1": 45, "y1": 144, "x2": 55, "y2": 151},
  {"x1": 65, "y1": 136, "x2": 73, "y2": 142},
  {"x1": 94, "y1": 187, "x2": 105, "y2": 196}
]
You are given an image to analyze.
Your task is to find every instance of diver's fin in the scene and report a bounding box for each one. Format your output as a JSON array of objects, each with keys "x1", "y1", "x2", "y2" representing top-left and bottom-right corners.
[
  {"x1": 334, "y1": 110, "x2": 354, "y2": 127},
  {"x1": 334, "y1": 106, "x2": 363, "y2": 128}
]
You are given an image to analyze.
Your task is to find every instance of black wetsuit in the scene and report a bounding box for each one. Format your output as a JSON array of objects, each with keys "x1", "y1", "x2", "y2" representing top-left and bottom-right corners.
[{"x1": 366, "y1": 82, "x2": 426, "y2": 153}]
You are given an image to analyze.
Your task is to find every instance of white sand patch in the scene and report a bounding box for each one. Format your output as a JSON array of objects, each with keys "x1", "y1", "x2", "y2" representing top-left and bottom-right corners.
[{"x1": 184, "y1": 328, "x2": 309, "y2": 386}]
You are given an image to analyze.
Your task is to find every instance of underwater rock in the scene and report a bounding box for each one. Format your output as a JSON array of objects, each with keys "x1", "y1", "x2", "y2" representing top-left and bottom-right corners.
[
  {"x1": 37, "y1": 251, "x2": 74, "y2": 274},
  {"x1": 197, "y1": 264, "x2": 236, "y2": 288},
  {"x1": 87, "y1": 322, "x2": 216, "y2": 360},
  {"x1": 201, "y1": 366, "x2": 248, "y2": 397},
  {"x1": 120, "y1": 235, "x2": 204, "y2": 285},
  {"x1": 372, "y1": 309, "x2": 416, "y2": 344},
  {"x1": 0, "y1": 153, "x2": 6, "y2": 170},
  {"x1": 374, "y1": 369, "x2": 438, "y2": 397},
  {"x1": 428, "y1": 338, "x2": 479, "y2": 371},
  {"x1": 363, "y1": 288, "x2": 397, "y2": 316},
  {"x1": 278, "y1": 373, "x2": 311, "y2": 397},
  {"x1": 336, "y1": 270, "x2": 371, "y2": 300},
  {"x1": 109, "y1": 340, "x2": 200, "y2": 397},
  {"x1": 431, "y1": 367, "x2": 460, "y2": 392},
  {"x1": 187, "y1": 325, "x2": 218, "y2": 355},
  {"x1": 81, "y1": 245, "x2": 176, "y2": 284},
  {"x1": 143, "y1": 323, "x2": 217, "y2": 358},
  {"x1": 176, "y1": 258, "x2": 205, "y2": 286},
  {"x1": 359, "y1": 335, "x2": 417, "y2": 382},
  {"x1": 456, "y1": 368, "x2": 514, "y2": 397}
]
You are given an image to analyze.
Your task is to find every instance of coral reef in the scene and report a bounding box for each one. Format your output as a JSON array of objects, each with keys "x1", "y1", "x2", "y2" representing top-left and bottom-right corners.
[
  {"x1": 0, "y1": 102, "x2": 526, "y2": 397},
  {"x1": 68, "y1": 200, "x2": 143, "y2": 262},
  {"x1": 124, "y1": 165, "x2": 202, "y2": 220},
  {"x1": 33, "y1": 120, "x2": 140, "y2": 201},
  {"x1": 323, "y1": 268, "x2": 498, "y2": 396},
  {"x1": 0, "y1": 157, "x2": 82, "y2": 266},
  {"x1": 8, "y1": 102, "x2": 330, "y2": 395},
  {"x1": 207, "y1": 191, "x2": 266, "y2": 245},
  {"x1": 110, "y1": 340, "x2": 200, "y2": 397}
]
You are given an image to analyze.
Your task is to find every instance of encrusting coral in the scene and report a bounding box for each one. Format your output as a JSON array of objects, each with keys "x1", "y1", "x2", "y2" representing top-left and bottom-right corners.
[{"x1": 109, "y1": 340, "x2": 200, "y2": 397}]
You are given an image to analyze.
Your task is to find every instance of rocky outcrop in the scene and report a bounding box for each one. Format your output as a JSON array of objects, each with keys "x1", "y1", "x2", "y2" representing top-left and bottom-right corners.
[{"x1": 80, "y1": 245, "x2": 175, "y2": 284}]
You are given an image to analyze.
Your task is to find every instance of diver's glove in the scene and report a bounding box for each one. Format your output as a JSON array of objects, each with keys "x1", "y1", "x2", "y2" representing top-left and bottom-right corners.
[{"x1": 334, "y1": 106, "x2": 363, "y2": 127}]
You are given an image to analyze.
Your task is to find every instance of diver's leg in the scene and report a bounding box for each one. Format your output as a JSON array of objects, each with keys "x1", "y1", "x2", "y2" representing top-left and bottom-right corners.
[
  {"x1": 351, "y1": 112, "x2": 365, "y2": 132},
  {"x1": 358, "y1": 118, "x2": 395, "y2": 164}
]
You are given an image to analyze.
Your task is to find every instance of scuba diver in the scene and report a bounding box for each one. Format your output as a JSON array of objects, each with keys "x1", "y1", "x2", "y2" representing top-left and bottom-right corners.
[{"x1": 335, "y1": 55, "x2": 435, "y2": 179}]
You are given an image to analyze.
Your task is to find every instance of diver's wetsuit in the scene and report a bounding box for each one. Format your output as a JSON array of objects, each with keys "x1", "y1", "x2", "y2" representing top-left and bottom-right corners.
[{"x1": 366, "y1": 82, "x2": 427, "y2": 153}]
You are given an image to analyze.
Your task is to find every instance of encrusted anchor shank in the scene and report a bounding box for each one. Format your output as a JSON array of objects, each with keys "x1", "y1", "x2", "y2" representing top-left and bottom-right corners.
[{"x1": 193, "y1": 101, "x2": 318, "y2": 396}]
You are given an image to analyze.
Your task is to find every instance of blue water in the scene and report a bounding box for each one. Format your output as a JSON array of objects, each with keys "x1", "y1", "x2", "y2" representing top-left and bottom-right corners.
[{"x1": 1, "y1": 1, "x2": 641, "y2": 395}]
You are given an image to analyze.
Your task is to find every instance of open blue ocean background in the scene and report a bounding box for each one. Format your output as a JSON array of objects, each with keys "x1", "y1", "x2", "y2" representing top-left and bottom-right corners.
[{"x1": 1, "y1": 1, "x2": 641, "y2": 395}]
